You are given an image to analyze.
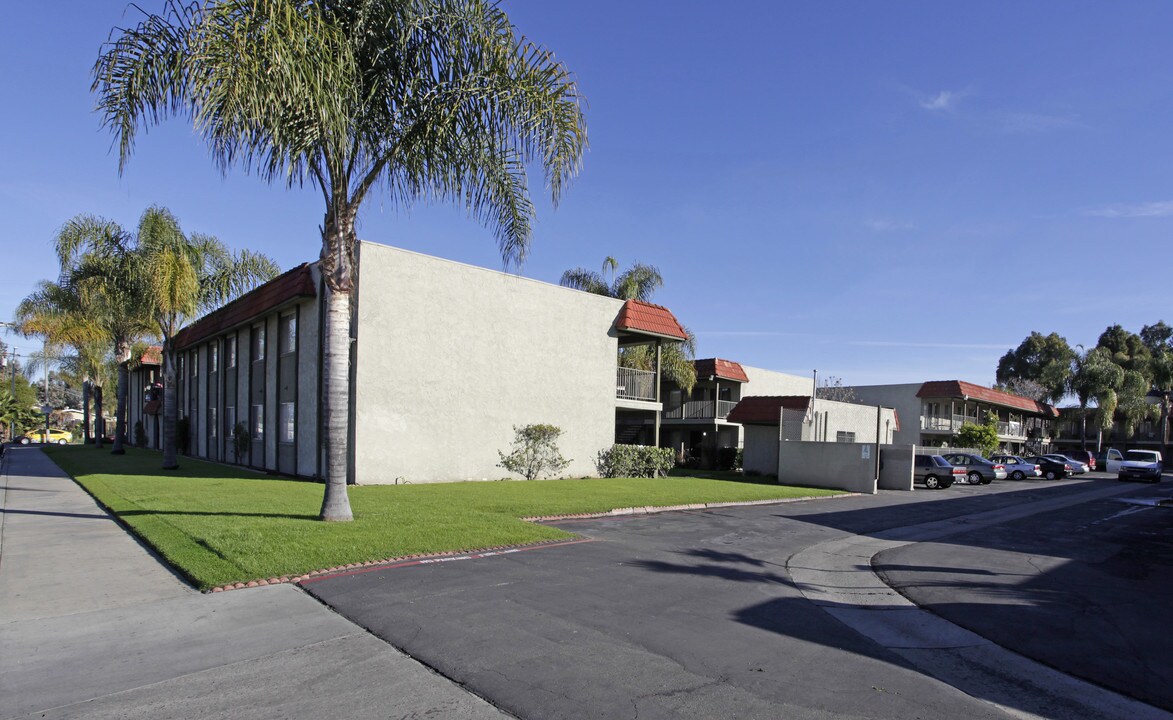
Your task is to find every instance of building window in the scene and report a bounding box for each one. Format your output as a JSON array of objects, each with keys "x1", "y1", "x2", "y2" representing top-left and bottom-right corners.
[
  {"x1": 208, "y1": 407, "x2": 218, "y2": 439},
  {"x1": 209, "y1": 344, "x2": 218, "y2": 373},
  {"x1": 251, "y1": 404, "x2": 264, "y2": 440},
  {"x1": 226, "y1": 336, "x2": 237, "y2": 368},
  {"x1": 836, "y1": 431, "x2": 856, "y2": 443},
  {"x1": 279, "y1": 402, "x2": 295, "y2": 444},
  {"x1": 252, "y1": 325, "x2": 265, "y2": 363},
  {"x1": 279, "y1": 314, "x2": 296, "y2": 356}
]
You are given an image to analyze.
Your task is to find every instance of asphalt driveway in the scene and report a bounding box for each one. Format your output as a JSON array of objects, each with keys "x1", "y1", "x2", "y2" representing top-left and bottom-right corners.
[{"x1": 305, "y1": 477, "x2": 1171, "y2": 719}]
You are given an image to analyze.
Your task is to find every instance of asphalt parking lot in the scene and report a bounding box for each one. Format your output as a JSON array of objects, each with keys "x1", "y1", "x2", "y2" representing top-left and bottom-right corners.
[{"x1": 305, "y1": 476, "x2": 1172, "y2": 719}]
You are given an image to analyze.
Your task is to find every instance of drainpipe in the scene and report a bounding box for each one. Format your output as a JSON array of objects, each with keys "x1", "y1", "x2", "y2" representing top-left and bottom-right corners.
[{"x1": 654, "y1": 339, "x2": 662, "y2": 446}]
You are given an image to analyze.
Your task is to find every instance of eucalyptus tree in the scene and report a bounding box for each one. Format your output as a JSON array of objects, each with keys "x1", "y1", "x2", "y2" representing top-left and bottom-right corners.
[
  {"x1": 995, "y1": 332, "x2": 1075, "y2": 404},
  {"x1": 560, "y1": 257, "x2": 697, "y2": 392},
  {"x1": 94, "y1": 0, "x2": 586, "y2": 520},
  {"x1": 132, "y1": 207, "x2": 278, "y2": 469}
]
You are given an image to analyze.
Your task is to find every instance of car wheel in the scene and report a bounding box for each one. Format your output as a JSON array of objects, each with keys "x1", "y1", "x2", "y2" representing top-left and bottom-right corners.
[
  {"x1": 1011, "y1": 470, "x2": 1025, "y2": 481},
  {"x1": 925, "y1": 475, "x2": 940, "y2": 489},
  {"x1": 57, "y1": 438, "x2": 67, "y2": 445},
  {"x1": 1045, "y1": 470, "x2": 1057, "y2": 480},
  {"x1": 967, "y1": 471, "x2": 982, "y2": 485},
  {"x1": 19, "y1": 437, "x2": 29, "y2": 445}
]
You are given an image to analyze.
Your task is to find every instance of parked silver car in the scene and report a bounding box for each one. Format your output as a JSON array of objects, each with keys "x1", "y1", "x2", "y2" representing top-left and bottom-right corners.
[
  {"x1": 942, "y1": 453, "x2": 1008, "y2": 484},
  {"x1": 988, "y1": 455, "x2": 1041, "y2": 481}
]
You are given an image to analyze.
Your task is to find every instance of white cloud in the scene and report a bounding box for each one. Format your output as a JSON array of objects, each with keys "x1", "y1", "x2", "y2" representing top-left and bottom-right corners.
[
  {"x1": 920, "y1": 90, "x2": 960, "y2": 111},
  {"x1": 1086, "y1": 200, "x2": 1173, "y2": 218}
]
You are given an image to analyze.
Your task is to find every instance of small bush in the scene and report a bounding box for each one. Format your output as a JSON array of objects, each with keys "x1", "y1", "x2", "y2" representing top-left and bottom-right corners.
[
  {"x1": 232, "y1": 422, "x2": 250, "y2": 464},
  {"x1": 716, "y1": 446, "x2": 740, "y2": 471},
  {"x1": 498, "y1": 424, "x2": 571, "y2": 481},
  {"x1": 134, "y1": 419, "x2": 147, "y2": 447},
  {"x1": 595, "y1": 444, "x2": 675, "y2": 478},
  {"x1": 177, "y1": 416, "x2": 191, "y2": 455}
]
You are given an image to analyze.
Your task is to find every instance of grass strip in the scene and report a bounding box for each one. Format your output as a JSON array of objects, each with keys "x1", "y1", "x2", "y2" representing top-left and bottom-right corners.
[{"x1": 44, "y1": 446, "x2": 841, "y2": 590}]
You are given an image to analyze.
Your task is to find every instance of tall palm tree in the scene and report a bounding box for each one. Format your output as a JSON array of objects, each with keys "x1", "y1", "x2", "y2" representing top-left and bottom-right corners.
[
  {"x1": 561, "y1": 257, "x2": 697, "y2": 392},
  {"x1": 54, "y1": 342, "x2": 117, "y2": 445},
  {"x1": 94, "y1": 0, "x2": 586, "y2": 520},
  {"x1": 53, "y1": 215, "x2": 158, "y2": 454},
  {"x1": 129, "y1": 206, "x2": 279, "y2": 469}
]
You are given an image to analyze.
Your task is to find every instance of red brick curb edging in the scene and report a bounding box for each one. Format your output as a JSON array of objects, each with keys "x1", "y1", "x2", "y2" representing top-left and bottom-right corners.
[{"x1": 206, "y1": 492, "x2": 857, "y2": 593}]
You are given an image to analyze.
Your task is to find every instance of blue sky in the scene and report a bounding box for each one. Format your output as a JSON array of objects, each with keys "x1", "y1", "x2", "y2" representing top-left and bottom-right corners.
[{"x1": 3, "y1": 1, "x2": 1172, "y2": 387}]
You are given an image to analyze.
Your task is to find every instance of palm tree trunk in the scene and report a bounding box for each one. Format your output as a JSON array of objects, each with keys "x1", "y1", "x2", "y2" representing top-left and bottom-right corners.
[
  {"x1": 318, "y1": 207, "x2": 355, "y2": 522},
  {"x1": 93, "y1": 385, "x2": 104, "y2": 449},
  {"x1": 82, "y1": 380, "x2": 91, "y2": 444},
  {"x1": 111, "y1": 345, "x2": 130, "y2": 454},
  {"x1": 161, "y1": 345, "x2": 179, "y2": 469}
]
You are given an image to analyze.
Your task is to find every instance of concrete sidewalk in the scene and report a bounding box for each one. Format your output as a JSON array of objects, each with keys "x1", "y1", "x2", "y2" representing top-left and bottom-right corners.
[{"x1": 0, "y1": 445, "x2": 509, "y2": 719}]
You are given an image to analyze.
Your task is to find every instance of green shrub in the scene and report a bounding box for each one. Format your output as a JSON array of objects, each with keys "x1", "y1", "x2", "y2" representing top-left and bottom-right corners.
[
  {"x1": 716, "y1": 446, "x2": 740, "y2": 471},
  {"x1": 595, "y1": 444, "x2": 675, "y2": 478},
  {"x1": 177, "y1": 416, "x2": 191, "y2": 455},
  {"x1": 498, "y1": 424, "x2": 571, "y2": 480},
  {"x1": 232, "y1": 422, "x2": 250, "y2": 464}
]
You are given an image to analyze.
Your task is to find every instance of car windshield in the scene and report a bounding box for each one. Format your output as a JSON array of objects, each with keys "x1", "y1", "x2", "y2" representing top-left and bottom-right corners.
[{"x1": 1125, "y1": 451, "x2": 1157, "y2": 462}]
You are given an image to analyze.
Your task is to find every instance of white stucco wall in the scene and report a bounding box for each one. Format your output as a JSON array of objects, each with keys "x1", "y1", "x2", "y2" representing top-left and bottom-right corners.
[
  {"x1": 742, "y1": 424, "x2": 780, "y2": 476},
  {"x1": 741, "y1": 366, "x2": 814, "y2": 397},
  {"x1": 842, "y1": 384, "x2": 923, "y2": 446},
  {"x1": 352, "y1": 241, "x2": 625, "y2": 484}
]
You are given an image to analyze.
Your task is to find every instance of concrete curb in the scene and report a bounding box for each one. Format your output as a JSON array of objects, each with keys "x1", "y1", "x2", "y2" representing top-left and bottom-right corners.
[
  {"x1": 207, "y1": 492, "x2": 857, "y2": 593},
  {"x1": 522, "y1": 492, "x2": 857, "y2": 522}
]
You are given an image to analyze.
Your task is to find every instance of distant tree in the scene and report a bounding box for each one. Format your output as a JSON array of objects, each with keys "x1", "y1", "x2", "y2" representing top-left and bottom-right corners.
[
  {"x1": 995, "y1": 332, "x2": 1075, "y2": 403},
  {"x1": 1096, "y1": 324, "x2": 1152, "y2": 380},
  {"x1": 1140, "y1": 321, "x2": 1172, "y2": 353},
  {"x1": 1141, "y1": 322, "x2": 1173, "y2": 458},
  {"x1": 993, "y1": 377, "x2": 1049, "y2": 402},
  {"x1": 816, "y1": 376, "x2": 857, "y2": 403}
]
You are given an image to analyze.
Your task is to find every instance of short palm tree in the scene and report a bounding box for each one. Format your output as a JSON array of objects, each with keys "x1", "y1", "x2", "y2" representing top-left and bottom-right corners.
[
  {"x1": 94, "y1": 0, "x2": 586, "y2": 520},
  {"x1": 132, "y1": 207, "x2": 279, "y2": 469},
  {"x1": 1069, "y1": 346, "x2": 1124, "y2": 449},
  {"x1": 561, "y1": 257, "x2": 697, "y2": 392},
  {"x1": 53, "y1": 215, "x2": 158, "y2": 453}
]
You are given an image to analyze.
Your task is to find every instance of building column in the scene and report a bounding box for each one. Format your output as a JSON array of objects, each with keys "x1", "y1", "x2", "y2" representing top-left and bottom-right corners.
[{"x1": 654, "y1": 340, "x2": 662, "y2": 446}]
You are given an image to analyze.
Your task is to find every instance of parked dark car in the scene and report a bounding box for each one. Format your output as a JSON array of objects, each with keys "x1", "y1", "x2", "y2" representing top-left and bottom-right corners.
[
  {"x1": 1023, "y1": 455, "x2": 1069, "y2": 480},
  {"x1": 1065, "y1": 449, "x2": 1096, "y2": 471},
  {"x1": 942, "y1": 453, "x2": 1007, "y2": 484},
  {"x1": 914, "y1": 454, "x2": 964, "y2": 489}
]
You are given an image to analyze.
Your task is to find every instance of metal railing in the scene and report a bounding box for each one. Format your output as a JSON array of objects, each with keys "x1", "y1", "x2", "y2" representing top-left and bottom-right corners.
[
  {"x1": 663, "y1": 399, "x2": 739, "y2": 420},
  {"x1": 616, "y1": 366, "x2": 656, "y2": 401},
  {"x1": 997, "y1": 421, "x2": 1024, "y2": 437}
]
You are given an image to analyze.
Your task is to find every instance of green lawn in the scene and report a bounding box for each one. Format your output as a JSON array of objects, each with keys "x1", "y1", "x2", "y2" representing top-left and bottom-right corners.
[{"x1": 44, "y1": 446, "x2": 841, "y2": 590}]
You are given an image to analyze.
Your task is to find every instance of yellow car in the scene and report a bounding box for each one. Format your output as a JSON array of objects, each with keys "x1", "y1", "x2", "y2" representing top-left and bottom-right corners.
[{"x1": 18, "y1": 428, "x2": 73, "y2": 445}]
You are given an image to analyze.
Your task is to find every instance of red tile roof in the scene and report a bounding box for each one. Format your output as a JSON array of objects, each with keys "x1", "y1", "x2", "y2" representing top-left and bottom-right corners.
[
  {"x1": 726, "y1": 395, "x2": 811, "y2": 425},
  {"x1": 694, "y1": 358, "x2": 749, "y2": 383},
  {"x1": 916, "y1": 380, "x2": 1058, "y2": 417},
  {"x1": 173, "y1": 264, "x2": 316, "y2": 350},
  {"x1": 614, "y1": 299, "x2": 689, "y2": 341},
  {"x1": 139, "y1": 346, "x2": 161, "y2": 366}
]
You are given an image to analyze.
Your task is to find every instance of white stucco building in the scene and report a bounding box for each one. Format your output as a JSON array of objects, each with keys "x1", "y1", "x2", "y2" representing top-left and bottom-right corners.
[{"x1": 128, "y1": 241, "x2": 689, "y2": 484}]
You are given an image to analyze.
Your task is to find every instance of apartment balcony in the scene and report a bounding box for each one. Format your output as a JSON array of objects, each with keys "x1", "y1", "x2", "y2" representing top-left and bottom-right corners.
[
  {"x1": 921, "y1": 415, "x2": 972, "y2": 433},
  {"x1": 616, "y1": 366, "x2": 657, "y2": 402},
  {"x1": 663, "y1": 399, "x2": 739, "y2": 421}
]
